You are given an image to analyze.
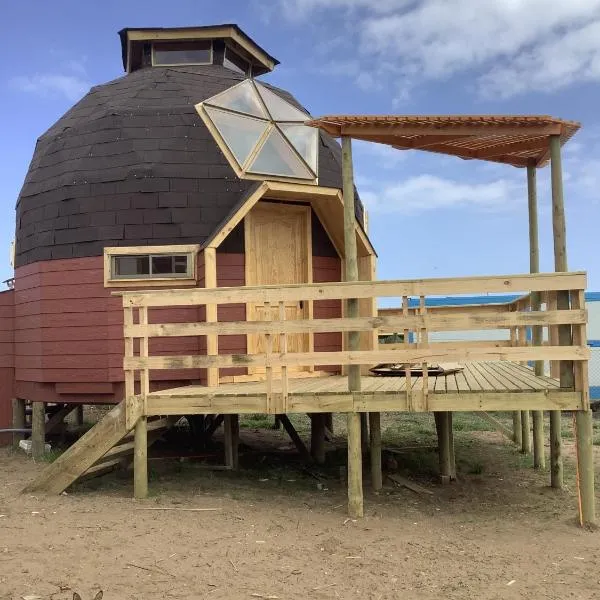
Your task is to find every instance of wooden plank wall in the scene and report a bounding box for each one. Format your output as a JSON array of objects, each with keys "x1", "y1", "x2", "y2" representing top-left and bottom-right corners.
[
  {"x1": 0, "y1": 289, "x2": 14, "y2": 445},
  {"x1": 313, "y1": 255, "x2": 342, "y2": 372},
  {"x1": 13, "y1": 256, "x2": 242, "y2": 402}
]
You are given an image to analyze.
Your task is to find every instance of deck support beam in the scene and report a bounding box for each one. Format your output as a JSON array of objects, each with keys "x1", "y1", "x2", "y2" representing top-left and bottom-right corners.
[
  {"x1": 527, "y1": 162, "x2": 546, "y2": 469},
  {"x1": 204, "y1": 247, "x2": 219, "y2": 388},
  {"x1": 31, "y1": 401, "x2": 46, "y2": 460},
  {"x1": 369, "y1": 412, "x2": 382, "y2": 491},
  {"x1": 342, "y1": 135, "x2": 363, "y2": 518},
  {"x1": 11, "y1": 398, "x2": 26, "y2": 450},
  {"x1": 134, "y1": 415, "x2": 148, "y2": 499}
]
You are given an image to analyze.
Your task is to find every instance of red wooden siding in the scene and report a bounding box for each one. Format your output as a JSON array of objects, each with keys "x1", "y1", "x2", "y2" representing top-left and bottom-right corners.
[
  {"x1": 0, "y1": 290, "x2": 14, "y2": 445},
  {"x1": 313, "y1": 256, "x2": 342, "y2": 373},
  {"x1": 13, "y1": 254, "x2": 246, "y2": 403}
]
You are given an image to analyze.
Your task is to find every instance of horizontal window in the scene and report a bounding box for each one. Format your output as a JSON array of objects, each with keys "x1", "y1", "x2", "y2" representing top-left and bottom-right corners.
[
  {"x1": 152, "y1": 41, "x2": 212, "y2": 66},
  {"x1": 104, "y1": 245, "x2": 199, "y2": 287},
  {"x1": 112, "y1": 254, "x2": 191, "y2": 279}
]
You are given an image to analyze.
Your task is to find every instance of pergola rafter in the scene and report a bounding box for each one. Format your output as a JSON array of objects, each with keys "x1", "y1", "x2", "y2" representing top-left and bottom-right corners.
[{"x1": 306, "y1": 115, "x2": 580, "y2": 168}]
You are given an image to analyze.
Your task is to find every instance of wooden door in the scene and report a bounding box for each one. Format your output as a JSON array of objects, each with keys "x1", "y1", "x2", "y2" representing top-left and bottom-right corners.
[{"x1": 245, "y1": 202, "x2": 311, "y2": 372}]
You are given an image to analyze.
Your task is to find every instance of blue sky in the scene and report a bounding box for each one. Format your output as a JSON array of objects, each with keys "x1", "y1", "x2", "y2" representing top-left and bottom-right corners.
[{"x1": 2, "y1": 0, "x2": 599, "y2": 287}]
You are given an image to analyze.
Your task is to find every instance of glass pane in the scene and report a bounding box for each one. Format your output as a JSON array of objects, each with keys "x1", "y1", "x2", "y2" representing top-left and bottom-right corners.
[
  {"x1": 279, "y1": 124, "x2": 318, "y2": 173},
  {"x1": 114, "y1": 256, "x2": 149, "y2": 277},
  {"x1": 255, "y1": 82, "x2": 309, "y2": 121},
  {"x1": 223, "y1": 48, "x2": 249, "y2": 75},
  {"x1": 248, "y1": 128, "x2": 314, "y2": 179},
  {"x1": 207, "y1": 80, "x2": 266, "y2": 118},
  {"x1": 205, "y1": 106, "x2": 268, "y2": 167},
  {"x1": 174, "y1": 255, "x2": 188, "y2": 274},
  {"x1": 153, "y1": 41, "x2": 211, "y2": 66},
  {"x1": 151, "y1": 255, "x2": 174, "y2": 275}
]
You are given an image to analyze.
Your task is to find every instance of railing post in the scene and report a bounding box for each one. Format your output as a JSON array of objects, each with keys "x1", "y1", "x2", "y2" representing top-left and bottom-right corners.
[
  {"x1": 342, "y1": 135, "x2": 363, "y2": 518},
  {"x1": 571, "y1": 288, "x2": 595, "y2": 525},
  {"x1": 204, "y1": 247, "x2": 219, "y2": 387},
  {"x1": 402, "y1": 296, "x2": 412, "y2": 409}
]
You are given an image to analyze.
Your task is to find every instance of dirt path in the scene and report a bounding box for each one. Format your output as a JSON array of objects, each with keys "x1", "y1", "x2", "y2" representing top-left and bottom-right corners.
[{"x1": 1, "y1": 431, "x2": 599, "y2": 600}]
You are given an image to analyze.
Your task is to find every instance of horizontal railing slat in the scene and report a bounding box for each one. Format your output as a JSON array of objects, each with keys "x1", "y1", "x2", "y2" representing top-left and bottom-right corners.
[
  {"x1": 124, "y1": 309, "x2": 586, "y2": 338},
  {"x1": 120, "y1": 272, "x2": 586, "y2": 307},
  {"x1": 124, "y1": 345, "x2": 589, "y2": 371}
]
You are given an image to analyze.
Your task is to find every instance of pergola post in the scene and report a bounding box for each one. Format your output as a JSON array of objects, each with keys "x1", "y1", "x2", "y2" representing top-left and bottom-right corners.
[
  {"x1": 550, "y1": 135, "x2": 595, "y2": 523},
  {"x1": 549, "y1": 135, "x2": 568, "y2": 489},
  {"x1": 342, "y1": 135, "x2": 363, "y2": 518},
  {"x1": 527, "y1": 163, "x2": 545, "y2": 469}
]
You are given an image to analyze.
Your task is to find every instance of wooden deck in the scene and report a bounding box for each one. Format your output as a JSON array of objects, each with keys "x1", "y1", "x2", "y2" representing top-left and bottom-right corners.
[{"x1": 145, "y1": 361, "x2": 582, "y2": 416}]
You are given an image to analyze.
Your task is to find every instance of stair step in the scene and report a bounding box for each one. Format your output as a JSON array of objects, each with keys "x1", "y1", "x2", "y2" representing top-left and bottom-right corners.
[{"x1": 82, "y1": 458, "x2": 124, "y2": 479}]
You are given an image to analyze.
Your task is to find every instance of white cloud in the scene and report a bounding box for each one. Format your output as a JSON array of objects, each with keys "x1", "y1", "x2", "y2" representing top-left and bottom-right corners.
[
  {"x1": 359, "y1": 173, "x2": 521, "y2": 214},
  {"x1": 9, "y1": 73, "x2": 90, "y2": 102},
  {"x1": 276, "y1": 0, "x2": 600, "y2": 99},
  {"x1": 9, "y1": 57, "x2": 91, "y2": 102}
]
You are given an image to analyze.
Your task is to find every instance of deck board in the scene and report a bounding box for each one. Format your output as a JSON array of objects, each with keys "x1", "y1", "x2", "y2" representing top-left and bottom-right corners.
[{"x1": 149, "y1": 361, "x2": 566, "y2": 399}]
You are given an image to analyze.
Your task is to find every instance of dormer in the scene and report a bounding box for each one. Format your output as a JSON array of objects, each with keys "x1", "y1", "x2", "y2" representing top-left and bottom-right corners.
[{"x1": 118, "y1": 24, "x2": 279, "y2": 76}]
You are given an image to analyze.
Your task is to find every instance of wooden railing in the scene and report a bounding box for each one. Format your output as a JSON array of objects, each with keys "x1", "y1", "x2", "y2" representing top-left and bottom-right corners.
[{"x1": 120, "y1": 272, "x2": 589, "y2": 423}]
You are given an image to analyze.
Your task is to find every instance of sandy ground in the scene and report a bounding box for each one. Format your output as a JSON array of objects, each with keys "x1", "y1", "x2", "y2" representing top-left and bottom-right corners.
[{"x1": 1, "y1": 428, "x2": 600, "y2": 600}]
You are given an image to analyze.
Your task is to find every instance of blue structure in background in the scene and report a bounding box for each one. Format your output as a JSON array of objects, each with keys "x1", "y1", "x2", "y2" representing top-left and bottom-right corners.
[{"x1": 398, "y1": 292, "x2": 600, "y2": 401}]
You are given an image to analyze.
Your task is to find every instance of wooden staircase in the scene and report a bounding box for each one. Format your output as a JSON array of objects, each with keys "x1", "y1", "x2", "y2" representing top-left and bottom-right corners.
[{"x1": 22, "y1": 401, "x2": 176, "y2": 494}]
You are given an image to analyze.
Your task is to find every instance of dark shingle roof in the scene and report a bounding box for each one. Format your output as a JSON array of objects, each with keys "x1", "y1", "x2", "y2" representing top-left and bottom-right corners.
[{"x1": 15, "y1": 65, "x2": 363, "y2": 267}]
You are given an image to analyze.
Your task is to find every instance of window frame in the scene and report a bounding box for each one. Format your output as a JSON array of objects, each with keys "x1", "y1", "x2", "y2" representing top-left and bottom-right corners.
[
  {"x1": 104, "y1": 245, "x2": 200, "y2": 288},
  {"x1": 151, "y1": 40, "x2": 213, "y2": 67}
]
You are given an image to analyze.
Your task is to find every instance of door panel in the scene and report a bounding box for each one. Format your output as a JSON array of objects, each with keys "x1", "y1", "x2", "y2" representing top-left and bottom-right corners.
[{"x1": 245, "y1": 202, "x2": 311, "y2": 371}]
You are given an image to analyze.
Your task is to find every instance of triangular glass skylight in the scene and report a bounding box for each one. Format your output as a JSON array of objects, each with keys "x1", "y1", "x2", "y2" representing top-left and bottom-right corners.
[
  {"x1": 197, "y1": 79, "x2": 317, "y2": 181},
  {"x1": 208, "y1": 80, "x2": 267, "y2": 118},
  {"x1": 255, "y1": 82, "x2": 309, "y2": 121},
  {"x1": 278, "y1": 123, "x2": 318, "y2": 173},
  {"x1": 205, "y1": 106, "x2": 269, "y2": 167},
  {"x1": 248, "y1": 127, "x2": 314, "y2": 179}
]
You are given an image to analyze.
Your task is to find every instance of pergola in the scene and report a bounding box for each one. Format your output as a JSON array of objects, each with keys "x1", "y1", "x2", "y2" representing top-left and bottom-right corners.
[{"x1": 306, "y1": 114, "x2": 595, "y2": 524}]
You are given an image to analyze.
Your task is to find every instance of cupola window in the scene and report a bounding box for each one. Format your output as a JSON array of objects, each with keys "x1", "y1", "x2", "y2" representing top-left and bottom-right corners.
[
  {"x1": 223, "y1": 47, "x2": 250, "y2": 75},
  {"x1": 196, "y1": 80, "x2": 318, "y2": 183},
  {"x1": 152, "y1": 41, "x2": 212, "y2": 66}
]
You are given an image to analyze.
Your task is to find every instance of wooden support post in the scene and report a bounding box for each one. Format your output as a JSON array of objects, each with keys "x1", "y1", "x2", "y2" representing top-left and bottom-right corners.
[
  {"x1": 204, "y1": 247, "x2": 219, "y2": 387},
  {"x1": 324, "y1": 413, "x2": 333, "y2": 435},
  {"x1": 448, "y1": 412, "x2": 456, "y2": 480},
  {"x1": 75, "y1": 405, "x2": 84, "y2": 426},
  {"x1": 11, "y1": 398, "x2": 26, "y2": 450},
  {"x1": 575, "y1": 410, "x2": 596, "y2": 525},
  {"x1": 550, "y1": 134, "x2": 569, "y2": 489},
  {"x1": 512, "y1": 410, "x2": 522, "y2": 446},
  {"x1": 347, "y1": 412, "x2": 363, "y2": 517},
  {"x1": 134, "y1": 415, "x2": 148, "y2": 499},
  {"x1": 521, "y1": 410, "x2": 531, "y2": 454},
  {"x1": 342, "y1": 135, "x2": 363, "y2": 518},
  {"x1": 527, "y1": 162, "x2": 545, "y2": 469},
  {"x1": 360, "y1": 413, "x2": 369, "y2": 453},
  {"x1": 31, "y1": 401, "x2": 46, "y2": 460},
  {"x1": 310, "y1": 413, "x2": 326, "y2": 465},
  {"x1": 224, "y1": 414, "x2": 239, "y2": 469},
  {"x1": 369, "y1": 412, "x2": 382, "y2": 491},
  {"x1": 434, "y1": 412, "x2": 451, "y2": 483}
]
